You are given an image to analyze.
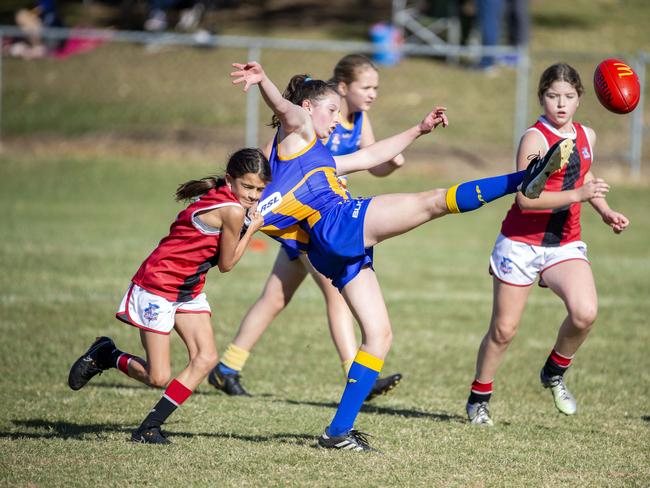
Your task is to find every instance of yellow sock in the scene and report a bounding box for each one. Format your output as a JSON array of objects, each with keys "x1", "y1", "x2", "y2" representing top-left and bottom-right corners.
[
  {"x1": 341, "y1": 358, "x2": 354, "y2": 376},
  {"x1": 221, "y1": 343, "x2": 250, "y2": 372}
]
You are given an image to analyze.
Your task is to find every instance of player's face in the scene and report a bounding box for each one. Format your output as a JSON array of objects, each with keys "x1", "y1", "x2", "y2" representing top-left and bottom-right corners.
[
  {"x1": 343, "y1": 67, "x2": 379, "y2": 112},
  {"x1": 542, "y1": 81, "x2": 580, "y2": 130},
  {"x1": 307, "y1": 92, "x2": 341, "y2": 139},
  {"x1": 228, "y1": 173, "x2": 267, "y2": 209}
]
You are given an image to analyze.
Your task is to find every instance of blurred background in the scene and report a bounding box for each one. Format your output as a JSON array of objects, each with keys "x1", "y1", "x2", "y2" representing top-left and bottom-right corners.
[{"x1": 2, "y1": 0, "x2": 649, "y2": 180}]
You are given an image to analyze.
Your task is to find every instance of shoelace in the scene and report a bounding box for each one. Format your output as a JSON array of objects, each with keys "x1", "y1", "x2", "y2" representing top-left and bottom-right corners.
[
  {"x1": 476, "y1": 403, "x2": 490, "y2": 421},
  {"x1": 349, "y1": 430, "x2": 371, "y2": 448}
]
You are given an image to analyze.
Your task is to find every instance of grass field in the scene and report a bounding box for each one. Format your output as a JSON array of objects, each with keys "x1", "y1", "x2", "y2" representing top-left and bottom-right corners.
[{"x1": 1, "y1": 154, "x2": 649, "y2": 486}]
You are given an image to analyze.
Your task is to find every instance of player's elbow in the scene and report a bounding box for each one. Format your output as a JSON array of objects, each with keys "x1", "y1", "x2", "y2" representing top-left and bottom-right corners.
[{"x1": 218, "y1": 262, "x2": 234, "y2": 273}]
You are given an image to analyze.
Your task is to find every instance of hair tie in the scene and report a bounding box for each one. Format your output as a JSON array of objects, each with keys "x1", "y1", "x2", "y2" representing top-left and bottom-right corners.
[{"x1": 304, "y1": 76, "x2": 313, "y2": 83}]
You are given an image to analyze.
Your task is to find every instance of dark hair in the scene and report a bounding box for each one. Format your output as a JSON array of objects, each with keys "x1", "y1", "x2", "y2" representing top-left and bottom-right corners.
[
  {"x1": 330, "y1": 53, "x2": 378, "y2": 86},
  {"x1": 537, "y1": 63, "x2": 584, "y2": 104},
  {"x1": 175, "y1": 148, "x2": 271, "y2": 201},
  {"x1": 270, "y1": 74, "x2": 339, "y2": 128}
]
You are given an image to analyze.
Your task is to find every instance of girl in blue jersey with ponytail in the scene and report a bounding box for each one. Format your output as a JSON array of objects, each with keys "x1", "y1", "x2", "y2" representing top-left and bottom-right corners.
[
  {"x1": 210, "y1": 54, "x2": 403, "y2": 400},
  {"x1": 229, "y1": 59, "x2": 569, "y2": 451}
]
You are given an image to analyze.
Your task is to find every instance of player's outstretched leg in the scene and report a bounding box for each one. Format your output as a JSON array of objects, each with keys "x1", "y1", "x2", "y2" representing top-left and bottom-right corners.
[{"x1": 68, "y1": 336, "x2": 117, "y2": 390}]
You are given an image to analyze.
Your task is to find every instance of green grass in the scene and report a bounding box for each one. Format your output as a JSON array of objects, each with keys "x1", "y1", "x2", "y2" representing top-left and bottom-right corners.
[{"x1": 1, "y1": 154, "x2": 649, "y2": 486}]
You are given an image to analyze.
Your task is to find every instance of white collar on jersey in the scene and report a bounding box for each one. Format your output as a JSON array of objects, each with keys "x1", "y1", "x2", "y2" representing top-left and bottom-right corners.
[{"x1": 538, "y1": 116, "x2": 577, "y2": 140}]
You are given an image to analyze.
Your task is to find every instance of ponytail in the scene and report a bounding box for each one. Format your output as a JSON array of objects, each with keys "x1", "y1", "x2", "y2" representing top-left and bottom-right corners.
[
  {"x1": 270, "y1": 74, "x2": 339, "y2": 128},
  {"x1": 175, "y1": 176, "x2": 226, "y2": 202}
]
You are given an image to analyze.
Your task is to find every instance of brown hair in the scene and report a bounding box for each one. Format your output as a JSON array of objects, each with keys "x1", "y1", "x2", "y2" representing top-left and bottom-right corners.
[
  {"x1": 270, "y1": 74, "x2": 339, "y2": 128},
  {"x1": 537, "y1": 63, "x2": 584, "y2": 104},
  {"x1": 175, "y1": 148, "x2": 271, "y2": 201},
  {"x1": 330, "y1": 53, "x2": 378, "y2": 86}
]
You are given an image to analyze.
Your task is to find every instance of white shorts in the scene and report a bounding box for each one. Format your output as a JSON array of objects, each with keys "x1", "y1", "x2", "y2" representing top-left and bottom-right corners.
[
  {"x1": 116, "y1": 283, "x2": 211, "y2": 335},
  {"x1": 489, "y1": 234, "x2": 589, "y2": 287}
]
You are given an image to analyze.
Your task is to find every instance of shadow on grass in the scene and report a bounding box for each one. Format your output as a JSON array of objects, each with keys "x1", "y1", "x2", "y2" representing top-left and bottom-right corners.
[
  {"x1": 3, "y1": 419, "x2": 315, "y2": 446},
  {"x1": 282, "y1": 399, "x2": 465, "y2": 423}
]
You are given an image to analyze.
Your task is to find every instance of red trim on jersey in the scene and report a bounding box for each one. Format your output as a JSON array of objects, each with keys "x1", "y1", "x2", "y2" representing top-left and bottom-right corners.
[
  {"x1": 550, "y1": 349, "x2": 573, "y2": 368},
  {"x1": 164, "y1": 379, "x2": 193, "y2": 406},
  {"x1": 501, "y1": 118, "x2": 592, "y2": 246}
]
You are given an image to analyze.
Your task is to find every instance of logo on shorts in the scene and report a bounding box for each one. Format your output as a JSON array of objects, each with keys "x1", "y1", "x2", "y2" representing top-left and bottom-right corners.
[
  {"x1": 499, "y1": 257, "x2": 513, "y2": 274},
  {"x1": 352, "y1": 199, "x2": 363, "y2": 218},
  {"x1": 144, "y1": 303, "x2": 160, "y2": 322}
]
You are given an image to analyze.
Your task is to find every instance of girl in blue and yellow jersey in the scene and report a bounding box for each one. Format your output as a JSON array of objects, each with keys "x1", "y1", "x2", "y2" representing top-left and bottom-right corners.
[
  {"x1": 228, "y1": 60, "x2": 568, "y2": 451},
  {"x1": 210, "y1": 55, "x2": 403, "y2": 401}
]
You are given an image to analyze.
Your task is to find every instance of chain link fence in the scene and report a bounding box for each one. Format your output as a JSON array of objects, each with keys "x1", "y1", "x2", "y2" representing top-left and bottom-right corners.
[{"x1": 2, "y1": 26, "x2": 647, "y2": 177}]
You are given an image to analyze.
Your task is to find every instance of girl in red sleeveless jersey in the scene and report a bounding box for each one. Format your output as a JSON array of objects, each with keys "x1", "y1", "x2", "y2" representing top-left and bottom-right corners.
[
  {"x1": 465, "y1": 63, "x2": 630, "y2": 426},
  {"x1": 67, "y1": 148, "x2": 271, "y2": 444}
]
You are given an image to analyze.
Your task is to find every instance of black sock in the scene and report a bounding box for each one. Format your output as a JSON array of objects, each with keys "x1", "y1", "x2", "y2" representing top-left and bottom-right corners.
[{"x1": 139, "y1": 396, "x2": 177, "y2": 430}]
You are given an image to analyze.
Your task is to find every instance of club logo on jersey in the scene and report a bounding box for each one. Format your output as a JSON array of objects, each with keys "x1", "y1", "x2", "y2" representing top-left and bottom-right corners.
[
  {"x1": 581, "y1": 147, "x2": 591, "y2": 159},
  {"x1": 499, "y1": 257, "x2": 513, "y2": 275},
  {"x1": 144, "y1": 303, "x2": 160, "y2": 322},
  {"x1": 258, "y1": 192, "x2": 282, "y2": 215}
]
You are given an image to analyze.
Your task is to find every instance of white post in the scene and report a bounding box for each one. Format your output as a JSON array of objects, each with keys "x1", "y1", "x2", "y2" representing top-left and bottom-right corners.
[
  {"x1": 245, "y1": 46, "x2": 261, "y2": 148},
  {"x1": 513, "y1": 46, "x2": 530, "y2": 164},
  {"x1": 629, "y1": 54, "x2": 646, "y2": 179}
]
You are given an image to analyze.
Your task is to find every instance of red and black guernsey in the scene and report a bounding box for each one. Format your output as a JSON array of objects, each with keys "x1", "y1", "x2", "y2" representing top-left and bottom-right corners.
[
  {"x1": 501, "y1": 117, "x2": 593, "y2": 246},
  {"x1": 131, "y1": 185, "x2": 242, "y2": 302}
]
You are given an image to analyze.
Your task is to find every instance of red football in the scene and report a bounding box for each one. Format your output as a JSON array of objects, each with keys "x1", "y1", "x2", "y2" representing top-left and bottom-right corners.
[{"x1": 593, "y1": 58, "x2": 641, "y2": 114}]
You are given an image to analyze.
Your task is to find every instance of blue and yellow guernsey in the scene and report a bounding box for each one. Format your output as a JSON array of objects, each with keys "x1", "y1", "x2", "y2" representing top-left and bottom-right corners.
[
  {"x1": 325, "y1": 111, "x2": 364, "y2": 156},
  {"x1": 258, "y1": 134, "x2": 350, "y2": 254}
]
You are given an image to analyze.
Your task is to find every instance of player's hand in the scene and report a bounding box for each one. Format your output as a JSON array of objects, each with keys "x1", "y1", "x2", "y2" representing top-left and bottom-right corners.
[
  {"x1": 577, "y1": 178, "x2": 610, "y2": 201},
  {"x1": 247, "y1": 205, "x2": 264, "y2": 231},
  {"x1": 601, "y1": 209, "x2": 629, "y2": 234},
  {"x1": 418, "y1": 106, "x2": 448, "y2": 134},
  {"x1": 231, "y1": 61, "x2": 265, "y2": 92}
]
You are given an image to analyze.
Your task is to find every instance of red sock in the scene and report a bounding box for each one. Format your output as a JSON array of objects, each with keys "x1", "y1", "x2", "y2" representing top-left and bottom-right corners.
[
  {"x1": 163, "y1": 378, "x2": 193, "y2": 406},
  {"x1": 468, "y1": 379, "x2": 493, "y2": 403},
  {"x1": 550, "y1": 349, "x2": 573, "y2": 368},
  {"x1": 116, "y1": 353, "x2": 136, "y2": 375}
]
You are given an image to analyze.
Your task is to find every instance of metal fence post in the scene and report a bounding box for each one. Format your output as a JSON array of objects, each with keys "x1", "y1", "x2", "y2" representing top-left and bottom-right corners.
[
  {"x1": 245, "y1": 46, "x2": 261, "y2": 148},
  {"x1": 629, "y1": 54, "x2": 646, "y2": 178}
]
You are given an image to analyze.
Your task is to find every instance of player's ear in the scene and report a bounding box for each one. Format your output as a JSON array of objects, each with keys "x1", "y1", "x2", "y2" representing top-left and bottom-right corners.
[
  {"x1": 225, "y1": 174, "x2": 233, "y2": 188},
  {"x1": 337, "y1": 81, "x2": 348, "y2": 96},
  {"x1": 301, "y1": 99, "x2": 313, "y2": 113}
]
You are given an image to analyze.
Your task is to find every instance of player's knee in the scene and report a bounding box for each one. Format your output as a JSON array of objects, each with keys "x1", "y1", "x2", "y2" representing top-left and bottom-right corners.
[
  {"x1": 147, "y1": 370, "x2": 171, "y2": 388},
  {"x1": 569, "y1": 304, "x2": 597, "y2": 331},
  {"x1": 491, "y1": 320, "x2": 518, "y2": 346},
  {"x1": 262, "y1": 288, "x2": 292, "y2": 312}
]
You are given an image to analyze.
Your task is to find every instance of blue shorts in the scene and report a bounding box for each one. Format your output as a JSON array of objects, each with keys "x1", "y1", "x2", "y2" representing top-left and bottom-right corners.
[
  {"x1": 307, "y1": 197, "x2": 374, "y2": 290},
  {"x1": 281, "y1": 243, "x2": 302, "y2": 261}
]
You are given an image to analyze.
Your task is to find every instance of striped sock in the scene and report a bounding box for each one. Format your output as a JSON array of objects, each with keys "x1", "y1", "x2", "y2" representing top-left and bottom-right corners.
[
  {"x1": 138, "y1": 379, "x2": 192, "y2": 430},
  {"x1": 327, "y1": 350, "x2": 383, "y2": 437},
  {"x1": 468, "y1": 379, "x2": 493, "y2": 404},
  {"x1": 445, "y1": 171, "x2": 525, "y2": 213},
  {"x1": 116, "y1": 353, "x2": 136, "y2": 375},
  {"x1": 543, "y1": 349, "x2": 573, "y2": 377},
  {"x1": 220, "y1": 343, "x2": 250, "y2": 374}
]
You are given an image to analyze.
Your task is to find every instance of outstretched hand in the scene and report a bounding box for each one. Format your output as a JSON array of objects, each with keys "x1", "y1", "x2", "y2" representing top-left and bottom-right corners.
[
  {"x1": 601, "y1": 209, "x2": 629, "y2": 234},
  {"x1": 418, "y1": 106, "x2": 448, "y2": 134},
  {"x1": 231, "y1": 61, "x2": 265, "y2": 92}
]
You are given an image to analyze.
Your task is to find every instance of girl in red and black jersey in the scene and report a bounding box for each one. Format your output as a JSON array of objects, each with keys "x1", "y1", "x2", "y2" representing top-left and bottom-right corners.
[
  {"x1": 67, "y1": 148, "x2": 271, "y2": 444},
  {"x1": 465, "y1": 63, "x2": 630, "y2": 426}
]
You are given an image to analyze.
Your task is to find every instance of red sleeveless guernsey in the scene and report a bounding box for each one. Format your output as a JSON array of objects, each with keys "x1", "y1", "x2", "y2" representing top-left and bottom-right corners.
[
  {"x1": 500, "y1": 117, "x2": 593, "y2": 246},
  {"x1": 132, "y1": 185, "x2": 242, "y2": 302}
]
